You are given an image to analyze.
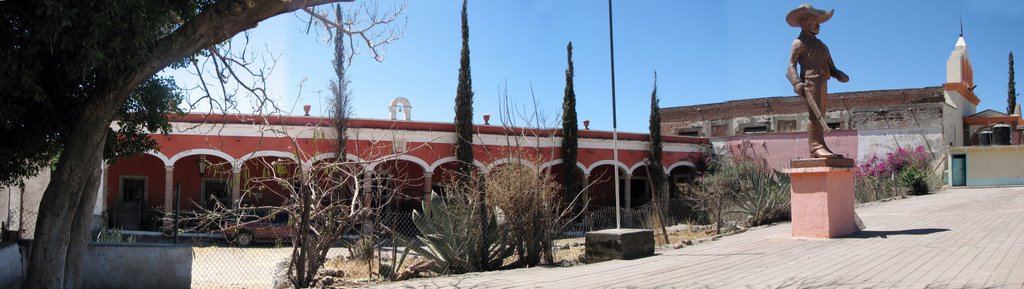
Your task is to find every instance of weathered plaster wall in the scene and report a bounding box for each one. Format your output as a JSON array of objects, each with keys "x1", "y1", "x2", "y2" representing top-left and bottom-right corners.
[
  {"x1": 0, "y1": 243, "x2": 26, "y2": 289},
  {"x1": 722, "y1": 131, "x2": 859, "y2": 169},
  {"x1": 1, "y1": 243, "x2": 193, "y2": 289},
  {"x1": 82, "y1": 244, "x2": 193, "y2": 289},
  {"x1": 856, "y1": 128, "x2": 945, "y2": 161}
]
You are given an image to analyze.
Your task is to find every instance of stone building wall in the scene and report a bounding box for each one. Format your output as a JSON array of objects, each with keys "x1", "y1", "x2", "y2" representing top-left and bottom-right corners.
[{"x1": 661, "y1": 87, "x2": 951, "y2": 170}]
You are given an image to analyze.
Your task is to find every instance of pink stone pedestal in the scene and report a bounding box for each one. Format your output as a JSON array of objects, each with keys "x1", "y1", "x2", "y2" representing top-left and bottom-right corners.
[{"x1": 783, "y1": 166, "x2": 858, "y2": 238}]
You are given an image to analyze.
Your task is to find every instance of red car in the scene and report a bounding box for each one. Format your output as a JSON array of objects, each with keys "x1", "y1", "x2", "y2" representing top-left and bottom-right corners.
[{"x1": 222, "y1": 208, "x2": 293, "y2": 246}]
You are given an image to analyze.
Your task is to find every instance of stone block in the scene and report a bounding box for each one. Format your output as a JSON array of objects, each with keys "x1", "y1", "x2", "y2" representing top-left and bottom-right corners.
[
  {"x1": 585, "y1": 228, "x2": 654, "y2": 262},
  {"x1": 783, "y1": 165, "x2": 858, "y2": 238}
]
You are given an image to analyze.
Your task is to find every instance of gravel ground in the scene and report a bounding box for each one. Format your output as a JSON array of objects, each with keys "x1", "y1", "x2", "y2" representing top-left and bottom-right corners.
[{"x1": 191, "y1": 247, "x2": 349, "y2": 289}]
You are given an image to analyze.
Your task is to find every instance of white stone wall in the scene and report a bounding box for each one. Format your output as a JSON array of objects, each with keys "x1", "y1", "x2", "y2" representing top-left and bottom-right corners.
[
  {"x1": 0, "y1": 170, "x2": 49, "y2": 239},
  {"x1": 856, "y1": 127, "x2": 947, "y2": 173}
]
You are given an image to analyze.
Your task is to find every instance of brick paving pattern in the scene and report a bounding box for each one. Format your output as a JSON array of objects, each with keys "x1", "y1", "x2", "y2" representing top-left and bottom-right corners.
[{"x1": 374, "y1": 187, "x2": 1024, "y2": 288}]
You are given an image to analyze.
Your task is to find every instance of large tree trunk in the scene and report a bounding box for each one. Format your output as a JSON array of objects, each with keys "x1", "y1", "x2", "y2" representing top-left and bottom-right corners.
[
  {"x1": 24, "y1": 94, "x2": 114, "y2": 289},
  {"x1": 23, "y1": 2, "x2": 349, "y2": 288},
  {"x1": 63, "y1": 149, "x2": 103, "y2": 289}
]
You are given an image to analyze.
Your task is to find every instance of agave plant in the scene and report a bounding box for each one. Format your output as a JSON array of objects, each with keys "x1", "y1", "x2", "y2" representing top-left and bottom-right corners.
[
  {"x1": 399, "y1": 192, "x2": 516, "y2": 275},
  {"x1": 723, "y1": 162, "x2": 791, "y2": 227}
]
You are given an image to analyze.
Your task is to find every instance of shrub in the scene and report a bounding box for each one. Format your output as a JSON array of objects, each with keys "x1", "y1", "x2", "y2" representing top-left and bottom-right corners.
[
  {"x1": 348, "y1": 235, "x2": 376, "y2": 261},
  {"x1": 693, "y1": 158, "x2": 790, "y2": 231},
  {"x1": 485, "y1": 163, "x2": 563, "y2": 266},
  {"x1": 855, "y1": 145, "x2": 934, "y2": 201},
  {"x1": 404, "y1": 192, "x2": 516, "y2": 275},
  {"x1": 898, "y1": 167, "x2": 929, "y2": 195},
  {"x1": 95, "y1": 225, "x2": 136, "y2": 243}
]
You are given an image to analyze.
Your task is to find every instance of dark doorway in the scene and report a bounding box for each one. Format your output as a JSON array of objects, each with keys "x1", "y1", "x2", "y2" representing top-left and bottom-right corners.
[
  {"x1": 114, "y1": 177, "x2": 146, "y2": 230},
  {"x1": 203, "y1": 179, "x2": 230, "y2": 210}
]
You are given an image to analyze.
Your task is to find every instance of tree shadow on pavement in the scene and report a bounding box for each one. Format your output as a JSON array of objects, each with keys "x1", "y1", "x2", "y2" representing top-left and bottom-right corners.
[{"x1": 842, "y1": 228, "x2": 949, "y2": 239}]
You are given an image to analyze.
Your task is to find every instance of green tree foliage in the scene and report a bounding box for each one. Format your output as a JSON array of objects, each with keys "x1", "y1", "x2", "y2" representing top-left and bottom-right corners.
[
  {"x1": 1, "y1": 1, "x2": 359, "y2": 288},
  {"x1": 452, "y1": 0, "x2": 489, "y2": 271},
  {"x1": 560, "y1": 42, "x2": 580, "y2": 201},
  {"x1": 1010, "y1": 51, "x2": 1018, "y2": 115},
  {"x1": 454, "y1": 0, "x2": 475, "y2": 175},
  {"x1": 647, "y1": 72, "x2": 666, "y2": 199},
  {"x1": 332, "y1": 4, "x2": 351, "y2": 160},
  {"x1": 0, "y1": 1, "x2": 187, "y2": 186}
]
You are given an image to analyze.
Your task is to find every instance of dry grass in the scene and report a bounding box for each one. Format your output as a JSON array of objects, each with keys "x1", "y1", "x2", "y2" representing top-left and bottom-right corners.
[
  {"x1": 323, "y1": 257, "x2": 375, "y2": 280},
  {"x1": 657, "y1": 226, "x2": 715, "y2": 246},
  {"x1": 320, "y1": 253, "x2": 431, "y2": 285}
]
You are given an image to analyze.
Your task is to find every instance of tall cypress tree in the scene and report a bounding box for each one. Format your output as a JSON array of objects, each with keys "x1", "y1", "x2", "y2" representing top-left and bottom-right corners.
[
  {"x1": 647, "y1": 72, "x2": 666, "y2": 200},
  {"x1": 332, "y1": 4, "x2": 350, "y2": 161},
  {"x1": 648, "y1": 72, "x2": 670, "y2": 243},
  {"x1": 453, "y1": 0, "x2": 487, "y2": 271},
  {"x1": 1009, "y1": 51, "x2": 1017, "y2": 115},
  {"x1": 560, "y1": 42, "x2": 579, "y2": 202},
  {"x1": 454, "y1": 0, "x2": 475, "y2": 177}
]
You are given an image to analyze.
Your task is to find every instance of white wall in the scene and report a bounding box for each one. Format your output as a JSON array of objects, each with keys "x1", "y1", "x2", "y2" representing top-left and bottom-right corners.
[
  {"x1": 857, "y1": 127, "x2": 946, "y2": 170},
  {"x1": 942, "y1": 104, "x2": 965, "y2": 147},
  {"x1": 0, "y1": 170, "x2": 49, "y2": 239},
  {"x1": 944, "y1": 90, "x2": 977, "y2": 117}
]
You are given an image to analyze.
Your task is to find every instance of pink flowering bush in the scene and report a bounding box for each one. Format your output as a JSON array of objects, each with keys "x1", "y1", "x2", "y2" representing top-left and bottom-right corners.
[
  {"x1": 855, "y1": 145, "x2": 933, "y2": 202},
  {"x1": 856, "y1": 146, "x2": 930, "y2": 178}
]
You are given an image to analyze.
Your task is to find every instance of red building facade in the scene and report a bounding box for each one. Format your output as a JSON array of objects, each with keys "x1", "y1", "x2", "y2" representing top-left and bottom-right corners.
[{"x1": 100, "y1": 113, "x2": 708, "y2": 230}]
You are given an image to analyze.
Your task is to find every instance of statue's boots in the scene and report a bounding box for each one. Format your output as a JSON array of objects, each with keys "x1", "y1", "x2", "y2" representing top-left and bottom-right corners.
[{"x1": 811, "y1": 147, "x2": 843, "y2": 159}]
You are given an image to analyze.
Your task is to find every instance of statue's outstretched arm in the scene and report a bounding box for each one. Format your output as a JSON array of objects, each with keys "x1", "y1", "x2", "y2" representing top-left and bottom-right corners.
[{"x1": 830, "y1": 60, "x2": 849, "y2": 83}]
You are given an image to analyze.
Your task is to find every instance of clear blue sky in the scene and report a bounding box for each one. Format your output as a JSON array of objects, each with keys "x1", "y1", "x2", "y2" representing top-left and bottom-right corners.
[{"x1": 163, "y1": 0, "x2": 1024, "y2": 133}]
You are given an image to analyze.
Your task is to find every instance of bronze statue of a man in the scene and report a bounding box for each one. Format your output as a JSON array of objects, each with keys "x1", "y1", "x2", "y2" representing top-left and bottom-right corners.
[{"x1": 786, "y1": 4, "x2": 849, "y2": 159}]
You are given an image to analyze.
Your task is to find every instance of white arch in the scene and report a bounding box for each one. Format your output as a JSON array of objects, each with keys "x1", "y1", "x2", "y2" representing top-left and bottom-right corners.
[
  {"x1": 584, "y1": 160, "x2": 629, "y2": 175},
  {"x1": 627, "y1": 162, "x2": 674, "y2": 176},
  {"x1": 666, "y1": 161, "x2": 697, "y2": 174},
  {"x1": 310, "y1": 153, "x2": 364, "y2": 164},
  {"x1": 487, "y1": 158, "x2": 538, "y2": 172},
  {"x1": 168, "y1": 149, "x2": 236, "y2": 167},
  {"x1": 628, "y1": 162, "x2": 649, "y2": 175},
  {"x1": 145, "y1": 151, "x2": 172, "y2": 167},
  {"x1": 427, "y1": 156, "x2": 487, "y2": 173},
  {"x1": 237, "y1": 150, "x2": 299, "y2": 168},
  {"x1": 537, "y1": 159, "x2": 587, "y2": 173},
  {"x1": 367, "y1": 154, "x2": 430, "y2": 173},
  {"x1": 388, "y1": 97, "x2": 413, "y2": 121}
]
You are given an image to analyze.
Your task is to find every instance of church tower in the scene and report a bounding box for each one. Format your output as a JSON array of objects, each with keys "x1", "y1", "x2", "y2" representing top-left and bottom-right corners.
[{"x1": 944, "y1": 26, "x2": 980, "y2": 116}]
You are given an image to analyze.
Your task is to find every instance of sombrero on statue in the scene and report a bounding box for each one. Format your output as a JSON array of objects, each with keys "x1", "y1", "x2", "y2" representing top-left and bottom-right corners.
[{"x1": 786, "y1": 4, "x2": 833, "y2": 27}]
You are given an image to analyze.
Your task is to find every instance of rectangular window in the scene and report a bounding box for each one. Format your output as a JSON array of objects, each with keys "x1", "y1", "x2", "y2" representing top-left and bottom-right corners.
[
  {"x1": 677, "y1": 128, "x2": 701, "y2": 137},
  {"x1": 776, "y1": 120, "x2": 798, "y2": 132},
  {"x1": 711, "y1": 125, "x2": 729, "y2": 137},
  {"x1": 743, "y1": 126, "x2": 768, "y2": 134},
  {"x1": 827, "y1": 122, "x2": 842, "y2": 130}
]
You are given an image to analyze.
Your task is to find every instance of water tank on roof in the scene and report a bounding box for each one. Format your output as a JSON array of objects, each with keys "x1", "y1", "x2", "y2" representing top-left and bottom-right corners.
[
  {"x1": 993, "y1": 124, "x2": 1012, "y2": 145},
  {"x1": 979, "y1": 130, "x2": 992, "y2": 146}
]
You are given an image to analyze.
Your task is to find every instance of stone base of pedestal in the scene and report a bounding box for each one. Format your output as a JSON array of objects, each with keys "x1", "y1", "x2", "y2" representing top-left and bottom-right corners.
[
  {"x1": 783, "y1": 164, "x2": 858, "y2": 238},
  {"x1": 585, "y1": 229, "x2": 654, "y2": 262}
]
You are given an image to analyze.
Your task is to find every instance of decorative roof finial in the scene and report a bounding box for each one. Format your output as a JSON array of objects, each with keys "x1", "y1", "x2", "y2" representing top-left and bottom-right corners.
[{"x1": 960, "y1": 16, "x2": 964, "y2": 37}]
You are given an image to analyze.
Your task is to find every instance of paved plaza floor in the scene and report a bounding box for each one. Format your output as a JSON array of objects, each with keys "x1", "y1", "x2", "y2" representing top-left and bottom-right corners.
[{"x1": 375, "y1": 187, "x2": 1024, "y2": 288}]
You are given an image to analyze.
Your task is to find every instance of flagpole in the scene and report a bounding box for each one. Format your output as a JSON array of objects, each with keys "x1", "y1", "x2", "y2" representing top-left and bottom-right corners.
[{"x1": 608, "y1": 0, "x2": 621, "y2": 230}]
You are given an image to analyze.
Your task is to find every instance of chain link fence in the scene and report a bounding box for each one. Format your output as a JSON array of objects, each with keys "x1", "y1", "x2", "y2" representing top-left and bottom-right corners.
[
  {"x1": 77, "y1": 197, "x2": 718, "y2": 288},
  {"x1": 3, "y1": 209, "x2": 36, "y2": 241}
]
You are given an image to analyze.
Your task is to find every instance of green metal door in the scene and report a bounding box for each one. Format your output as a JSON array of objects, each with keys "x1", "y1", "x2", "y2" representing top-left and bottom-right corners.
[{"x1": 952, "y1": 155, "x2": 966, "y2": 186}]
